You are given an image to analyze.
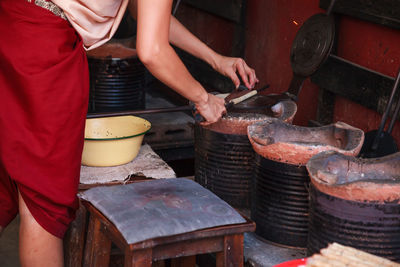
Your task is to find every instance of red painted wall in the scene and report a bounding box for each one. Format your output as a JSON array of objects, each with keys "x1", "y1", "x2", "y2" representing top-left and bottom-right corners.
[
  {"x1": 176, "y1": 4, "x2": 235, "y2": 57},
  {"x1": 245, "y1": 0, "x2": 323, "y2": 126},
  {"x1": 177, "y1": 1, "x2": 400, "y2": 145},
  {"x1": 333, "y1": 16, "x2": 400, "y2": 144}
]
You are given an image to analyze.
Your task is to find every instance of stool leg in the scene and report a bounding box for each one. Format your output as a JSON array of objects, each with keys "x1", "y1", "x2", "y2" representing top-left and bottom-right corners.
[
  {"x1": 125, "y1": 248, "x2": 152, "y2": 267},
  {"x1": 83, "y1": 213, "x2": 111, "y2": 267},
  {"x1": 64, "y1": 203, "x2": 87, "y2": 267},
  {"x1": 216, "y1": 234, "x2": 244, "y2": 267}
]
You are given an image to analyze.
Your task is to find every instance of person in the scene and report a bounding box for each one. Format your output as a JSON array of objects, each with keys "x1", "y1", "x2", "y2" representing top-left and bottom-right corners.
[
  {"x1": 0, "y1": 0, "x2": 258, "y2": 266},
  {"x1": 128, "y1": 0, "x2": 258, "y2": 123}
]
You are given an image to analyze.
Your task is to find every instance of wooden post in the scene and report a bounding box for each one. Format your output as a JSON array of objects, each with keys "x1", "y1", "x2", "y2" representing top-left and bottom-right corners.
[
  {"x1": 83, "y1": 214, "x2": 111, "y2": 267},
  {"x1": 216, "y1": 234, "x2": 244, "y2": 267},
  {"x1": 125, "y1": 248, "x2": 152, "y2": 267},
  {"x1": 64, "y1": 204, "x2": 87, "y2": 267}
]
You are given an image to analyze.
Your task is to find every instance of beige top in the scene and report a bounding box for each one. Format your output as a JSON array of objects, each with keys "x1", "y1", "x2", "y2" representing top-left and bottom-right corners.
[{"x1": 52, "y1": 0, "x2": 129, "y2": 50}]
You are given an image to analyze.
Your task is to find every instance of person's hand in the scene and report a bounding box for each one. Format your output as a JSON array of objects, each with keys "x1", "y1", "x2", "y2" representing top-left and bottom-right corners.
[
  {"x1": 194, "y1": 93, "x2": 226, "y2": 125},
  {"x1": 213, "y1": 55, "x2": 259, "y2": 90}
]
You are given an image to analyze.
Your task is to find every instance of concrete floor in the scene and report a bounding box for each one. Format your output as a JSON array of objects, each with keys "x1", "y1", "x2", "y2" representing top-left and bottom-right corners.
[
  {"x1": 0, "y1": 216, "x2": 20, "y2": 267},
  {"x1": 244, "y1": 233, "x2": 306, "y2": 267}
]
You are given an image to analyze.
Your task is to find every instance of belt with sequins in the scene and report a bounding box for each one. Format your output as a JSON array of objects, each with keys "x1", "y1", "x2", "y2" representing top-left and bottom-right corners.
[{"x1": 27, "y1": 0, "x2": 67, "y2": 20}]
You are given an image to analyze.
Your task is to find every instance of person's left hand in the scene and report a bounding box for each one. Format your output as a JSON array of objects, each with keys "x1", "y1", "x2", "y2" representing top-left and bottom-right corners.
[{"x1": 213, "y1": 55, "x2": 259, "y2": 90}]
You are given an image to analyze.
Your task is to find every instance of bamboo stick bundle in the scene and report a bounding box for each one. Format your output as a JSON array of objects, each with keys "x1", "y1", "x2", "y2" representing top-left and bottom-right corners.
[{"x1": 306, "y1": 243, "x2": 400, "y2": 267}]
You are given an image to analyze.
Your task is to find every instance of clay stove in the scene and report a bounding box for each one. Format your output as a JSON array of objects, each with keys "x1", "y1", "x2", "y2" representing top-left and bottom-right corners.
[
  {"x1": 307, "y1": 151, "x2": 400, "y2": 262},
  {"x1": 195, "y1": 98, "x2": 297, "y2": 209},
  {"x1": 247, "y1": 120, "x2": 364, "y2": 247}
]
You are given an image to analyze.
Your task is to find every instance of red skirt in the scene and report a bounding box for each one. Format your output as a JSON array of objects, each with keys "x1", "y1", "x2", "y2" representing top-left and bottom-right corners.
[{"x1": 0, "y1": 0, "x2": 89, "y2": 238}]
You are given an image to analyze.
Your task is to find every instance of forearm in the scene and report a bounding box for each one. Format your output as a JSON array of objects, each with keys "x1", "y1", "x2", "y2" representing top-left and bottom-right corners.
[
  {"x1": 136, "y1": 0, "x2": 208, "y2": 105},
  {"x1": 130, "y1": 0, "x2": 256, "y2": 89},
  {"x1": 169, "y1": 16, "x2": 220, "y2": 70},
  {"x1": 142, "y1": 43, "x2": 208, "y2": 104},
  {"x1": 131, "y1": 0, "x2": 227, "y2": 123},
  {"x1": 168, "y1": 16, "x2": 258, "y2": 89}
]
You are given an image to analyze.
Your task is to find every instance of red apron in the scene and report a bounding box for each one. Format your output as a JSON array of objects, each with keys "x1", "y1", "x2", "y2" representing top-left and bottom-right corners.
[{"x1": 0, "y1": 0, "x2": 89, "y2": 238}]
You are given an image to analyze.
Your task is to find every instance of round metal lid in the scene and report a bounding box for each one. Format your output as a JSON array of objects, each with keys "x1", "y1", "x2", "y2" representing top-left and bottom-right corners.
[{"x1": 290, "y1": 13, "x2": 335, "y2": 77}]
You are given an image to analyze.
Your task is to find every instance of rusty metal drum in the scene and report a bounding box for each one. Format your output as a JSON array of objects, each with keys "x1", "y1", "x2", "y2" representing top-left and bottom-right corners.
[
  {"x1": 307, "y1": 151, "x2": 400, "y2": 261},
  {"x1": 247, "y1": 121, "x2": 364, "y2": 247},
  {"x1": 195, "y1": 99, "x2": 297, "y2": 209}
]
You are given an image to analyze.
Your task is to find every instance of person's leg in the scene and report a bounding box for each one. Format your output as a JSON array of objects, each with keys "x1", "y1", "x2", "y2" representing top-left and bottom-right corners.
[{"x1": 18, "y1": 193, "x2": 64, "y2": 267}]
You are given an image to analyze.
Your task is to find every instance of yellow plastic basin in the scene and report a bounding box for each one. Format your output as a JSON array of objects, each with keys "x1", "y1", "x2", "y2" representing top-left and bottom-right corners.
[{"x1": 82, "y1": 116, "x2": 151, "y2": 167}]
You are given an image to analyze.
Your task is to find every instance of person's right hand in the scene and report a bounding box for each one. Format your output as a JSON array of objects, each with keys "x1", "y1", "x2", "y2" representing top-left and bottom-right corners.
[
  {"x1": 194, "y1": 93, "x2": 226, "y2": 125},
  {"x1": 213, "y1": 55, "x2": 259, "y2": 90}
]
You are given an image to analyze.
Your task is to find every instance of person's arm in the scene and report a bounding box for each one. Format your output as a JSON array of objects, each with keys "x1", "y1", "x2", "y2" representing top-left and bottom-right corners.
[
  {"x1": 168, "y1": 16, "x2": 258, "y2": 89},
  {"x1": 128, "y1": 0, "x2": 258, "y2": 90},
  {"x1": 133, "y1": 0, "x2": 225, "y2": 124}
]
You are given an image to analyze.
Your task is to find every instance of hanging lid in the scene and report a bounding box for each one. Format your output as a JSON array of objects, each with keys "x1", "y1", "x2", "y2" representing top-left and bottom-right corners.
[{"x1": 290, "y1": 13, "x2": 335, "y2": 77}]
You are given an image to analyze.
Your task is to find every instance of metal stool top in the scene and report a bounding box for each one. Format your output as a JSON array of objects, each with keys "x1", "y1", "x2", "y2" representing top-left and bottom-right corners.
[{"x1": 79, "y1": 178, "x2": 246, "y2": 244}]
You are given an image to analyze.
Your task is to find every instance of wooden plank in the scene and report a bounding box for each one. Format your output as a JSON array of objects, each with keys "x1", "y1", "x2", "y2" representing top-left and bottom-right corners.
[
  {"x1": 320, "y1": 0, "x2": 400, "y2": 29},
  {"x1": 314, "y1": 28, "x2": 339, "y2": 126},
  {"x1": 182, "y1": 0, "x2": 243, "y2": 23},
  {"x1": 64, "y1": 204, "x2": 87, "y2": 267},
  {"x1": 152, "y1": 237, "x2": 223, "y2": 261},
  {"x1": 126, "y1": 248, "x2": 152, "y2": 267},
  {"x1": 231, "y1": 0, "x2": 247, "y2": 58},
  {"x1": 216, "y1": 234, "x2": 244, "y2": 267},
  {"x1": 310, "y1": 55, "x2": 397, "y2": 114},
  {"x1": 83, "y1": 214, "x2": 112, "y2": 267},
  {"x1": 316, "y1": 89, "x2": 335, "y2": 125},
  {"x1": 130, "y1": 216, "x2": 254, "y2": 250}
]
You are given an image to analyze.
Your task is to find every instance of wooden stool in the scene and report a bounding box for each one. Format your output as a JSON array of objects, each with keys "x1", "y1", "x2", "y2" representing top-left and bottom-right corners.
[
  {"x1": 64, "y1": 177, "x2": 153, "y2": 267},
  {"x1": 80, "y1": 179, "x2": 255, "y2": 267}
]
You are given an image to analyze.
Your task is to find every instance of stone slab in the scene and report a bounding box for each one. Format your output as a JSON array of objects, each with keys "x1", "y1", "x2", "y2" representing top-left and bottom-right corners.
[{"x1": 80, "y1": 144, "x2": 176, "y2": 184}]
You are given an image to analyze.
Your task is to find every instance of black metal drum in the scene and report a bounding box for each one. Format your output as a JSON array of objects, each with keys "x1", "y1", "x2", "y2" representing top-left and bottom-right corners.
[
  {"x1": 247, "y1": 120, "x2": 364, "y2": 248},
  {"x1": 87, "y1": 41, "x2": 146, "y2": 113},
  {"x1": 195, "y1": 100, "x2": 298, "y2": 210},
  {"x1": 308, "y1": 185, "x2": 400, "y2": 262},
  {"x1": 252, "y1": 155, "x2": 310, "y2": 247},
  {"x1": 306, "y1": 151, "x2": 400, "y2": 262},
  {"x1": 195, "y1": 125, "x2": 255, "y2": 208}
]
